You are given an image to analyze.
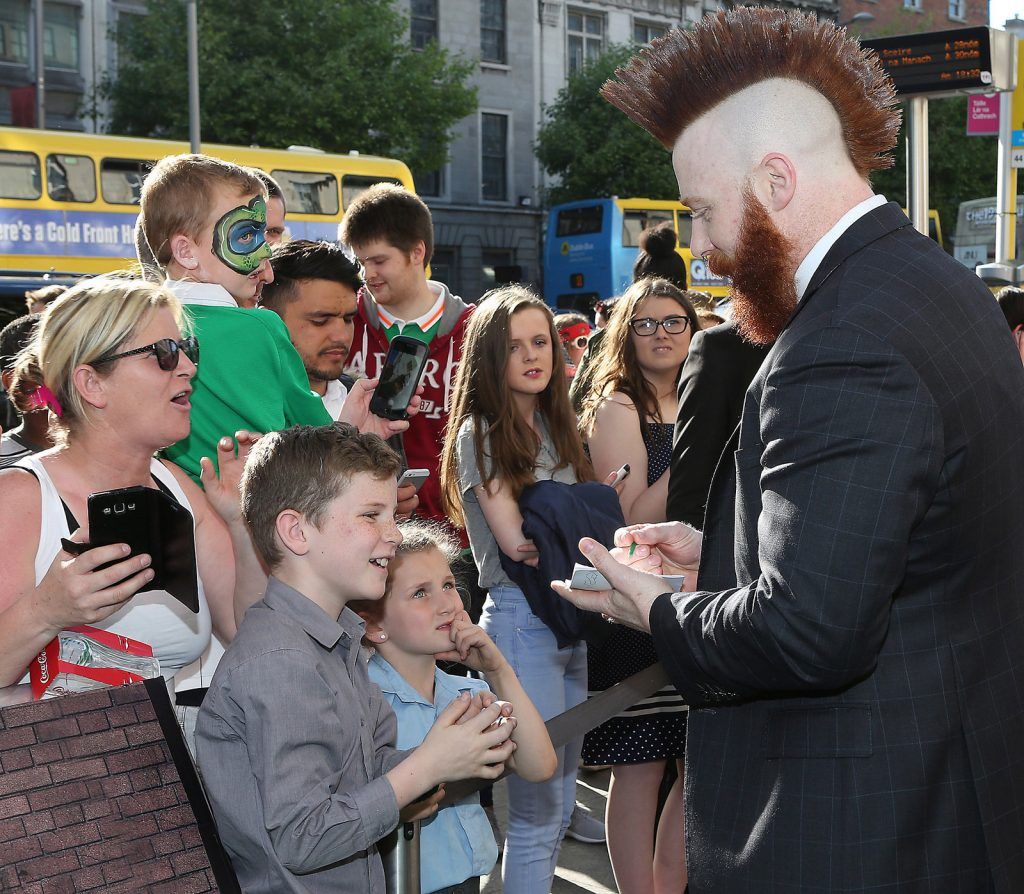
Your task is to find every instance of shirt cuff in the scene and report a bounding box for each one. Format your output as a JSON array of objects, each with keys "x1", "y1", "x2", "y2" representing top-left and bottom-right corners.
[{"x1": 352, "y1": 774, "x2": 400, "y2": 845}]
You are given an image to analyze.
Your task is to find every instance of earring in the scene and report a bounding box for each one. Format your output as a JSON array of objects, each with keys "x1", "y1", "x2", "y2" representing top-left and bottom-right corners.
[{"x1": 378, "y1": 632, "x2": 387, "y2": 642}]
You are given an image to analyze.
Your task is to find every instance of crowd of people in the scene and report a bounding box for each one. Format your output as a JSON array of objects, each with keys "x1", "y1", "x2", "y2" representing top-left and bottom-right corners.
[
  {"x1": 0, "y1": 134, "x2": 701, "y2": 893},
  {"x1": 3, "y1": 7, "x2": 1024, "y2": 894}
]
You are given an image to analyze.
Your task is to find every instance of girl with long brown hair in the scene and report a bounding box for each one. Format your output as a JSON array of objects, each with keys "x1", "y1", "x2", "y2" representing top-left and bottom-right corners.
[
  {"x1": 577, "y1": 276, "x2": 701, "y2": 894},
  {"x1": 439, "y1": 286, "x2": 593, "y2": 894}
]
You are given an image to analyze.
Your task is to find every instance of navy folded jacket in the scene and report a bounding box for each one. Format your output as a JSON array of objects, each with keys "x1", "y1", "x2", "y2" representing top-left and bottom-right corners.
[{"x1": 499, "y1": 479, "x2": 625, "y2": 647}]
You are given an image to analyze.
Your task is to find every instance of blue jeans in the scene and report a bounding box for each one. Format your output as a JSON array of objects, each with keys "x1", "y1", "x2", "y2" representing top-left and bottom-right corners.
[{"x1": 480, "y1": 586, "x2": 588, "y2": 894}]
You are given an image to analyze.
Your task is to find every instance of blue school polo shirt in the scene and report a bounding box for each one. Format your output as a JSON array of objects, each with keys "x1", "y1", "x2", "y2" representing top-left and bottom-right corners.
[{"x1": 367, "y1": 655, "x2": 498, "y2": 892}]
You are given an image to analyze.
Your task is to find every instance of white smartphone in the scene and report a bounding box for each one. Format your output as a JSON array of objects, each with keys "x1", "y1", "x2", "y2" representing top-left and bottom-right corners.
[
  {"x1": 398, "y1": 468, "x2": 430, "y2": 493},
  {"x1": 608, "y1": 463, "x2": 631, "y2": 488}
]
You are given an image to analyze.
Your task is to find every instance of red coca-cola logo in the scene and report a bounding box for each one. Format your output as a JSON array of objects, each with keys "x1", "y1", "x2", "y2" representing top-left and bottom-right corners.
[{"x1": 36, "y1": 650, "x2": 50, "y2": 684}]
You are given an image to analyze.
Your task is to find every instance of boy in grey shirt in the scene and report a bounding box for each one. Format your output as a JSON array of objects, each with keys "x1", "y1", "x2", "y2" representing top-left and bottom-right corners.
[{"x1": 196, "y1": 424, "x2": 516, "y2": 894}]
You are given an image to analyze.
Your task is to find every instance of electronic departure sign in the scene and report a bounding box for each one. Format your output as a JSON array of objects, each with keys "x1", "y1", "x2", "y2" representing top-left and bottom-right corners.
[{"x1": 863, "y1": 27, "x2": 1016, "y2": 98}]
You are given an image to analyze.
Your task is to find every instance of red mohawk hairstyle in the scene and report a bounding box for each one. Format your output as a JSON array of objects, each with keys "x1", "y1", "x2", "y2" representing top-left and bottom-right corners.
[{"x1": 600, "y1": 7, "x2": 901, "y2": 176}]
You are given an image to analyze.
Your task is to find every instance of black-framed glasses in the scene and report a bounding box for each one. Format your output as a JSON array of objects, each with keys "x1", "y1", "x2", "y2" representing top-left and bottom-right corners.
[
  {"x1": 94, "y1": 336, "x2": 200, "y2": 371},
  {"x1": 629, "y1": 316, "x2": 691, "y2": 337}
]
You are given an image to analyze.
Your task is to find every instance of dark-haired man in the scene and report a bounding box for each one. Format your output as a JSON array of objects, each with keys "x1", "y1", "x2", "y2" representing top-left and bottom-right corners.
[
  {"x1": 996, "y1": 285, "x2": 1024, "y2": 365},
  {"x1": 260, "y1": 239, "x2": 361, "y2": 419},
  {"x1": 255, "y1": 170, "x2": 287, "y2": 245},
  {"x1": 261, "y1": 239, "x2": 419, "y2": 515},
  {"x1": 555, "y1": 8, "x2": 1024, "y2": 891}
]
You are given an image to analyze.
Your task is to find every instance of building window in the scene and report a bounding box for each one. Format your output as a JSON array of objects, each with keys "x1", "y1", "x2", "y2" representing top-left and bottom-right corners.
[
  {"x1": 431, "y1": 247, "x2": 457, "y2": 293},
  {"x1": 44, "y1": 3, "x2": 79, "y2": 70},
  {"x1": 903, "y1": 0, "x2": 923, "y2": 9},
  {"x1": 410, "y1": 0, "x2": 438, "y2": 50},
  {"x1": 0, "y1": 1, "x2": 29, "y2": 64},
  {"x1": 633, "y1": 19, "x2": 668, "y2": 45},
  {"x1": 567, "y1": 9, "x2": 603, "y2": 75},
  {"x1": 481, "y1": 0, "x2": 506, "y2": 64},
  {"x1": 482, "y1": 249, "x2": 518, "y2": 290},
  {"x1": 948, "y1": 0, "x2": 965, "y2": 17},
  {"x1": 414, "y1": 165, "x2": 445, "y2": 198},
  {"x1": 481, "y1": 113, "x2": 508, "y2": 202}
]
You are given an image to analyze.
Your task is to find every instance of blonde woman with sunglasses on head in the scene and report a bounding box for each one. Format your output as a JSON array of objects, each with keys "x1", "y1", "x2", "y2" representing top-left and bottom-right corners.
[{"x1": 0, "y1": 278, "x2": 265, "y2": 707}]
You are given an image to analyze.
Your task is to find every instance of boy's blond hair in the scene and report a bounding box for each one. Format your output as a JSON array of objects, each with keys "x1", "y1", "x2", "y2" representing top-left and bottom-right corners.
[
  {"x1": 240, "y1": 423, "x2": 402, "y2": 569},
  {"x1": 139, "y1": 154, "x2": 267, "y2": 268}
]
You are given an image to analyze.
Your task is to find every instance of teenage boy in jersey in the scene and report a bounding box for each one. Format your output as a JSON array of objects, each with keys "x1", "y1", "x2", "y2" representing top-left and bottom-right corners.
[{"x1": 340, "y1": 184, "x2": 474, "y2": 532}]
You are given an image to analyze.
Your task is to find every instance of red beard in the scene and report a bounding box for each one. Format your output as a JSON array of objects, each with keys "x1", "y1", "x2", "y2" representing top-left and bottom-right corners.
[{"x1": 706, "y1": 186, "x2": 798, "y2": 346}]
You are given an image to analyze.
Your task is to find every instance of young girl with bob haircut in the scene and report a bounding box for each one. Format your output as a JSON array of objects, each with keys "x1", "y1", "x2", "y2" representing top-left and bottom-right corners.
[
  {"x1": 439, "y1": 286, "x2": 593, "y2": 894},
  {"x1": 353, "y1": 519, "x2": 557, "y2": 894},
  {"x1": 577, "y1": 276, "x2": 701, "y2": 894}
]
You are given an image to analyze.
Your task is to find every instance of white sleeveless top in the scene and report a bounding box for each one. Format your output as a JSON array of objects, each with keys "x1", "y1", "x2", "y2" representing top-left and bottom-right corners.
[{"x1": 16, "y1": 456, "x2": 213, "y2": 684}]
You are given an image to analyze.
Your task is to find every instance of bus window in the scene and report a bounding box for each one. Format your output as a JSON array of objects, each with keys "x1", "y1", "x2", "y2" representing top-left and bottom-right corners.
[
  {"x1": 677, "y1": 211, "x2": 693, "y2": 250},
  {"x1": 46, "y1": 154, "x2": 96, "y2": 203},
  {"x1": 556, "y1": 205, "x2": 603, "y2": 237},
  {"x1": 0, "y1": 151, "x2": 42, "y2": 200},
  {"x1": 273, "y1": 169, "x2": 339, "y2": 215},
  {"x1": 340, "y1": 174, "x2": 401, "y2": 210},
  {"x1": 622, "y1": 209, "x2": 673, "y2": 247},
  {"x1": 101, "y1": 158, "x2": 152, "y2": 205}
]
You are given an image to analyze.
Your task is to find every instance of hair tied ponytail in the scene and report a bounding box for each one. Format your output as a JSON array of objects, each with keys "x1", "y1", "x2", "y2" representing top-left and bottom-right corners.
[{"x1": 30, "y1": 384, "x2": 63, "y2": 417}]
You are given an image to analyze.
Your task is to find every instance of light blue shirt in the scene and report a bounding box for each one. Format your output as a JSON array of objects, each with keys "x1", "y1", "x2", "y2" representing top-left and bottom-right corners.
[{"x1": 367, "y1": 655, "x2": 498, "y2": 893}]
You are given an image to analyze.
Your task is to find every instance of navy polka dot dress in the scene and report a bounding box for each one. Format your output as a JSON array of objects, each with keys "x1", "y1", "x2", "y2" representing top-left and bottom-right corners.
[{"x1": 582, "y1": 422, "x2": 688, "y2": 765}]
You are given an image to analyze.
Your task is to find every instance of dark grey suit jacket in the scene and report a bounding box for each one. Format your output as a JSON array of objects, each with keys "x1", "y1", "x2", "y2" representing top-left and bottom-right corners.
[
  {"x1": 650, "y1": 202, "x2": 1024, "y2": 892},
  {"x1": 667, "y1": 320, "x2": 769, "y2": 528}
]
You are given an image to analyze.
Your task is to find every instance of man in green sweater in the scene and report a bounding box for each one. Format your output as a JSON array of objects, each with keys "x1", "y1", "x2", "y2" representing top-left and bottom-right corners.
[{"x1": 138, "y1": 154, "x2": 412, "y2": 484}]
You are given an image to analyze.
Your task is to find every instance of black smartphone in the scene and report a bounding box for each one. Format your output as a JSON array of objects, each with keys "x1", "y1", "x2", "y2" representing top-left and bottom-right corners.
[
  {"x1": 369, "y1": 335, "x2": 430, "y2": 421},
  {"x1": 85, "y1": 486, "x2": 200, "y2": 614}
]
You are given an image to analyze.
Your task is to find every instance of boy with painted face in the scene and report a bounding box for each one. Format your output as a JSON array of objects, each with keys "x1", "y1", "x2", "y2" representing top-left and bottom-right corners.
[
  {"x1": 137, "y1": 155, "x2": 335, "y2": 717},
  {"x1": 138, "y1": 154, "x2": 332, "y2": 489}
]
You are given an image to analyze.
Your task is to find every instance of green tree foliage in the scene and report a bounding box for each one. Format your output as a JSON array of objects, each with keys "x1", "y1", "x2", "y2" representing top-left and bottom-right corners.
[
  {"x1": 535, "y1": 44, "x2": 679, "y2": 206},
  {"x1": 103, "y1": 0, "x2": 476, "y2": 174},
  {"x1": 871, "y1": 96, "x2": 999, "y2": 249}
]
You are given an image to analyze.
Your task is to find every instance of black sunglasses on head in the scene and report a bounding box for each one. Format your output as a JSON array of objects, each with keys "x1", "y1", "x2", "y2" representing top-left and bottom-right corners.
[{"x1": 94, "y1": 336, "x2": 200, "y2": 371}]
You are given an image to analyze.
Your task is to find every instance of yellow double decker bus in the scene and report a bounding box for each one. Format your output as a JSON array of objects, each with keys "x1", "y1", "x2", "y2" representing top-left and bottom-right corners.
[{"x1": 0, "y1": 127, "x2": 416, "y2": 283}]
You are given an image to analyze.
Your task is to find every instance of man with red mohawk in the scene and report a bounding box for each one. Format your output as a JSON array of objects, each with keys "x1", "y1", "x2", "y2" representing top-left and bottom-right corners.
[{"x1": 555, "y1": 8, "x2": 1024, "y2": 892}]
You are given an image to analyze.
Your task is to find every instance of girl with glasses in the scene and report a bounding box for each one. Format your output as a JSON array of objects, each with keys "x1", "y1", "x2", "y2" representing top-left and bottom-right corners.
[
  {"x1": 0, "y1": 278, "x2": 265, "y2": 716},
  {"x1": 576, "y1": 276, "x2": 702, "y2": 894}
]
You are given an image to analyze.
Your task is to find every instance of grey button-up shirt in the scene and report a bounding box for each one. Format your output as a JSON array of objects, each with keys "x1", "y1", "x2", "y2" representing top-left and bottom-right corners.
[{"x1": 196, "y1": 577, "x2": 406, "y2": 894}]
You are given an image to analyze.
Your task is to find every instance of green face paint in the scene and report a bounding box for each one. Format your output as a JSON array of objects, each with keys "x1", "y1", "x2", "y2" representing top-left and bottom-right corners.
[{"x1": 212, "y1": 196, "x2": 272, "y2": 274}]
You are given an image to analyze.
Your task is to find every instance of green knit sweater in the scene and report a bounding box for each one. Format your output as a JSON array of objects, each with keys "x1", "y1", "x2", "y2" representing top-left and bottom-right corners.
[{"x1": 163, "y1": 303, "x2": 331, "y2": 483}]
